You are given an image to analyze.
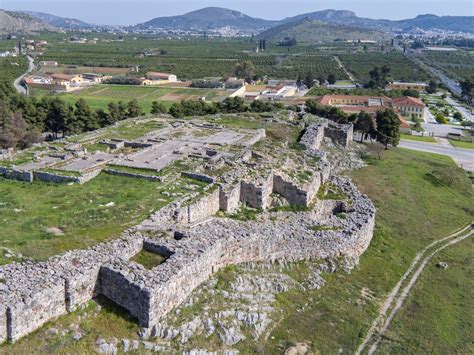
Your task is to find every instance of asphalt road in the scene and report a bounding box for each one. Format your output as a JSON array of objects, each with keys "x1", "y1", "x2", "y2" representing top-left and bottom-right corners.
[
  {"x1": 399, "y1": 139, "x2": 474, "y2": 171},
  {"x1": 13, "y1": 55, "x2": 34, "y2": 95},
  {"x1": 446, "y1": 96, "x2": 474, "y2": 122}
]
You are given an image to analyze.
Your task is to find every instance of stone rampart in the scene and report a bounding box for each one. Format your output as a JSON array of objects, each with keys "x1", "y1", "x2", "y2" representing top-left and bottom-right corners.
[
  {"x1": 240, "y1": 173, "x2": 273, "y2": 209},
  {"x1": 104, "y1": 169, "x2": 162, "y2": 182},
  {"x1": 300, "y1": 122, "x2": 327, "y2": 150}
]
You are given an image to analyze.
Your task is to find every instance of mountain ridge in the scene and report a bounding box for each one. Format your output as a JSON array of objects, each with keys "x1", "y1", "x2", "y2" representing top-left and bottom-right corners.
[{"x1": 20, "y1": 11, "x2": 93, "y2": 29}]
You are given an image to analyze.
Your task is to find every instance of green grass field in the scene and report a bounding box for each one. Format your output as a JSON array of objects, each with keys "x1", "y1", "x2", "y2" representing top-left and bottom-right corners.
[
  {"x1": 32, "y1": 84, "x2": 231, "y2": 112},
  {"x1": 378, "y1": 237, "x2": 473, "y2": 353},
  {"x1": 449, "y1": 139, "x2": 474, "y2": 149},
  {"x1": 400, "y1": 133, "x2": 437, "y2": 143},
  {"x1": 0, "y1": 174, "x2": 201, "y2": 264}
]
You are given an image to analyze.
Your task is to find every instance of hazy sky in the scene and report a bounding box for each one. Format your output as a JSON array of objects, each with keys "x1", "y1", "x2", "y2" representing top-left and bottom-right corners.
[{"x1": 2, "y1": 0, "x2": 473, "y2": 25}]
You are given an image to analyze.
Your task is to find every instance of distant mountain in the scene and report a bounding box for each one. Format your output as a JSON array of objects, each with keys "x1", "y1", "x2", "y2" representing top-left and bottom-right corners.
[
  {"x1": 260, "y1": 18, "x2": 391, "y2": 43},
  {"x1": 0, "y1": 9, "x2": 57, "y2": 35},
  {"x1": 281, "y1": 10, "x2": 474, "y2": 34},
  {"x1": 139, "y1": 7, "x2": 276, "y2": 32},
  {"x1": 396, "y1": 14, "x2": 474, "y2": 33},
  {"x1": 21, "y1": 11, "x2": 93, "y2": 29},
  {"x1": 138, "y1": 8, "x2": 474, "y2": 35}
]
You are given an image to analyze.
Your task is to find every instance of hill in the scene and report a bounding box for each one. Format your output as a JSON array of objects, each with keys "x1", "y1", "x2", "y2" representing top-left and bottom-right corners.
[
  {"x1": 259, "y1": 18, "x2": 391, "y2": 43},
  {"x1": 281, "y1": 10, "x2": 474, "y2": 34},
  {"x1": 21, "y1": 11, "x2": 93, "y2": 29},
  {"x1": 0, "y1": 9, "x2": 57, "y2": 35},
  {"x1": 139, "y1": 7, "x2": 276, "y2": 32}
]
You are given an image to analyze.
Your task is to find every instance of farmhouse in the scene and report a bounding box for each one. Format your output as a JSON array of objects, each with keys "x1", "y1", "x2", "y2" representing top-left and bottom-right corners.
[
  {"x1": 51, "y1": 73, "x2": 83, "y2": 86},
  {"x1": 392, "y1": 96, "x2": 426, "y2": 119},
  {"x1": 39, "y1": 61, "x2": 58, "y2": 67},
  {"x1": 386, "y1": 81, "x2": 428, "y2": 92},
  {"x1": 82, "y1": 73, "x2": 112, "y2": 83},
  {"x1": 145, "y1": 71, "x2": 178, "y2": 83}
]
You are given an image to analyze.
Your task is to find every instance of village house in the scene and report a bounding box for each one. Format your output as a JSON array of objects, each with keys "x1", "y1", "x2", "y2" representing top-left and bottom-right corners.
[
  {"x1": 318, "y1": 94, "x2": 426, "y2": 131},
  {"x1": 145, "y1": 71, "x2": 178, "y2": 83},
  {"x1": 386, "y1": 81, "x2": 428, "y2": 92},
  {"x1": 82, "y1": 73, "x2": 112, "y2": 83},
  {"x1": 392, "y1": 96, "x2": 426, "y2": 119},
  {"x1": 51, "y1": 73, "x2": 83, "y2": 86},
  {"x1": 39, "y1": 61, "x2": 58, "y2": 67}
]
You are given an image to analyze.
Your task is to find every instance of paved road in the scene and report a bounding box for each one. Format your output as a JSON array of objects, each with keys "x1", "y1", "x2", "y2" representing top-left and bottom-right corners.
[
  {"x1": 446, "y1": 96, "x2": 474, "y2": 122},
  {"x1": 399, "y1": 139, "x2": 474, "y2": 171},
  {"x1": 13, "y1": 55, "x2": 34, "y2": 95}
]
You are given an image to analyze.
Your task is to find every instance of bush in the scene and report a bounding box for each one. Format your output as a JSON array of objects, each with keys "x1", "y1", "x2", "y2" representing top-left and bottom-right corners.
[{"x1": 435, "y1": 113, "x2": 448, "y2": 124}]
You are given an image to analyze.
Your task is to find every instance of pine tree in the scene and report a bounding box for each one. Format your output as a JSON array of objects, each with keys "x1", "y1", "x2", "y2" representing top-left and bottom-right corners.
[
  {"x1": 376, "y1": 109, "x2": 400, "y2": 149},
  {"x1": 151, "y1": 101, "x2": 167, "y2": 115},
  {"x1": 127, "y1": 99, "x2": 143, "y2": 118}
]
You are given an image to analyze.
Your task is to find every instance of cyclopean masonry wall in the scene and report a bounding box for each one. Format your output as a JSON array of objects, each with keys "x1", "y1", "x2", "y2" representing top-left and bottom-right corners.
[{"x1": 96, "y1": 175, "x2": 376, "y2": 328}]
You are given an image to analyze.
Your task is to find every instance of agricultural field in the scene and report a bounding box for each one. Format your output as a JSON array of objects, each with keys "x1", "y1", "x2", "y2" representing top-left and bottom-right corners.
[
  {"x1": 34, "y1": 34, "x2": 349, "y2": 80},
  {"x1": 31, "y1": 84, "x2": 232, "y2": 112},
  {"x1": 422, "y1": 49, "x2": 474, "y2": 82},
  {"x1": 0, "y1": 56, "x2": 27, "y2": 84},
  {"x1": 339, "y1": 52, "x2": 431, "y2": 83}
]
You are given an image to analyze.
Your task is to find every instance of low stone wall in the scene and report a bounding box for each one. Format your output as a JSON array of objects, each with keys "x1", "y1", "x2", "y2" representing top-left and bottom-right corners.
[
  {"x1": 181, "y1": 172, "x2": 215, "y2": 184},
  {"x1": 34, "y1": 171, "x2": 80, "y2": 184},
  {"x1": 0, "y1": 167, "x2": 33, "y2": 183},
  {"x1": 104, "y1": 169, "x2": 162, "y2": 182}
]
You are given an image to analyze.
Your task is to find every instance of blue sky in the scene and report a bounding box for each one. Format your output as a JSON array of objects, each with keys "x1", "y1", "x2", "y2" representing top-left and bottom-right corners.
[{"x1": 3, "y1": 0, "x2": 473, "y2": 25}]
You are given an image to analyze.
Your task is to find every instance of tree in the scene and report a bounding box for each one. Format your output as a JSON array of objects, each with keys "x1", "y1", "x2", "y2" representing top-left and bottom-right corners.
[
  {"x1": 303, "y1": 71, "x2": 314, "y2": 89},
  {"x1": 72, "y1": 98, "x2": 98, "y2": 133},
  {"x1": 402, "y1": 89, "x2": 420, "y2": 98},
  {"x1": 150, "y1": 101, "x2": 168, "y2": 115},
  {"x1": 108, "y1": 102, "x2": 122, "y2": 123},
  {"x1": 435, "y1": 113, "x2": 448, "y2": 124},
  {"x1": 234, "y1": 61, "x2": 256, "y2": 84},
  {"x1": 426, "y1": 80, "x2": 438, "y2": 94},
  {"x1": 45, "y1": 98, "x2": 72, "y2": 138},
  {"x1": 327, "y1": 73, "x2": 336, "y2": 85},
  {"x1": 0, "y1": 99, "x2": 41, "y2": 149},
  {"x1": 367, "y1": 66, "x2": 391, "y2": 89},
  {"x1": 218, "y1": 97, "x2": 246, "y2": 113},
  {"x1": 453, "y1": 112, "x2": 463, "y2": 121},
  {"x1": 460, "y1": 79, "x2": 473, "y2": 102},
  {"x1": 352, "y1": 111, "x2": 377, "y2": 142},
  {"x1": 96, "y1": 109, "x2": 112, "y2": 127},
  {"x1": 127, "y1": 99, "x2": 143, "y2": 118},
  {"x1": 375, "y1": 109, "x2": 400, "y2": 149},
  {"x1": 296, "y1": 74, "x2": 302, "y2": 88}
]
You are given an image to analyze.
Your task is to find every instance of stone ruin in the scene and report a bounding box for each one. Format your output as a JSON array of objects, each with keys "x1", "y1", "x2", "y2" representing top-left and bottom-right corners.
[{"x1": 0, "y1": 118, "x2": 376, "y2": 344}]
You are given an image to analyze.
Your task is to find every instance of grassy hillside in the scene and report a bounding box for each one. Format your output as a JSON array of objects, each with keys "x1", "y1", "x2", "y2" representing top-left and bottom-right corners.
[{"x1": 260, "y1": 18, "x2": 390, "y2": 43}]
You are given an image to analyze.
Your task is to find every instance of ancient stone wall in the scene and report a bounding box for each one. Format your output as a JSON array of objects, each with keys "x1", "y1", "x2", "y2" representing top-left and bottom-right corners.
[
  {"x1": 0, "y1": 167, "x2": 33, "y2": 183},
  {"x1": 324, "y1": 123, "x2": 354, "y2": 147},
  {"x1": 240, "y1": 173, "x2": 273, "y2": 209},
  {"x1": 104, "y1": 169, "x2": 162, "y2": 182},
  {"x1": 300, "y1": 122, "x2": 327, "y2": 150},
  {"x1": 273, "y1": 173, "x2": 321, "y2": 207},
  {"x1": 34, "y1": 171, "x2": 80, "y2": 184},
  {"x1": 219, "y1": 182, "x2": 241, "y2": 212}
]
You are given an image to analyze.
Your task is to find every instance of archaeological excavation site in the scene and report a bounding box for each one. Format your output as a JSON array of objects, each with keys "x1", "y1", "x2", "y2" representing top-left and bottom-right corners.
[{"x1": 0, "y1": 112, "x2": 375, "y2": 352}]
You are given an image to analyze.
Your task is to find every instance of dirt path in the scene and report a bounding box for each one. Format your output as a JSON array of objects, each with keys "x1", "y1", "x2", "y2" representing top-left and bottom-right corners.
[
  {"x1": 334, "y1": 56, "x2": 355, "y2": 81},
  {"x1": 356, "y1": 223, "x2": 473, "y2": 354}
]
